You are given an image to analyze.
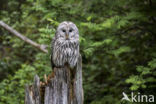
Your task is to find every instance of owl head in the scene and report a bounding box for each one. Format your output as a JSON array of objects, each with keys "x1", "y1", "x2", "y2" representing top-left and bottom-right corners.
[{"x1": 55, "y1": 21, "x2": 79, "y2": 41}]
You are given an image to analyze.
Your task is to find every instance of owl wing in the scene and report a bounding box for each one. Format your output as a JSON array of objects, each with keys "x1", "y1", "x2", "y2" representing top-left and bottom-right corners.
[{"x1": 50, "y1": 37, "x2": 56, "y2": 69}]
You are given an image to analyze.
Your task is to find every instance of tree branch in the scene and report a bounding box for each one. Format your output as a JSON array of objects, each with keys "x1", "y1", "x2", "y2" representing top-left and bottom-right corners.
[{"x1": 0, "y1": 20, "x2": 48, "y2": 53}]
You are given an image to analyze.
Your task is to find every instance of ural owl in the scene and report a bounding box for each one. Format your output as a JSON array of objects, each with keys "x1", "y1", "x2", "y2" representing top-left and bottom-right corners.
[
  {"x1": 51, "y1": 21, "x2": 80, "y2": 68},
  {"x1": 50, "y1": 21, "x2": 83, "y2": 104}
]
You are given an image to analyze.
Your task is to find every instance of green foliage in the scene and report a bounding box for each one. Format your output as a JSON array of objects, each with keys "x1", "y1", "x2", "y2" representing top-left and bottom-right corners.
[
  {"x1": 0, "y1": 52, "x2": 51, "y2": 104},
  {"x1": 0, "y1": 64, "x2": 36, "y2": 104},
  {"x1": 0, "y1": 0, "x2": 156, "y2": 104},
  {"x1": 126, "y1": 59, "x2": 156, "y2": 91}
]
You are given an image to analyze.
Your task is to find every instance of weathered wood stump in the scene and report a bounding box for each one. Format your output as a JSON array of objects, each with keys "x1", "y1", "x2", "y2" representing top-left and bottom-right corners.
[{"x1": 25, "y1": 56, "x2": 83, "y2": 104}]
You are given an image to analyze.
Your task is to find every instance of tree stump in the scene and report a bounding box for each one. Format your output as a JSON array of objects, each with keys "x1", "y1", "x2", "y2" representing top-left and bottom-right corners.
[{"x1": 25, "y1": 56, "x2": 83, "y2": 104}]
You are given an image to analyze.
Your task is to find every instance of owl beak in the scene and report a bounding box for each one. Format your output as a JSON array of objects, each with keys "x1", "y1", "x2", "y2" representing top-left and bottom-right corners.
[{"x1": 66, "y1": 34, "x2": 69, "y2": 40}]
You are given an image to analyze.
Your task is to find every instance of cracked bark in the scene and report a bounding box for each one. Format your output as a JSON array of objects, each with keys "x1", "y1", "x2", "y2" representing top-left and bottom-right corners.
[{"x1": 25, "y1": 55, "x2": 83, "y2": 104}]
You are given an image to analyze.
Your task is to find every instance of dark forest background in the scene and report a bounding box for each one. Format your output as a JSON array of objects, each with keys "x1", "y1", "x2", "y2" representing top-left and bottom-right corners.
[{"x1": 0, "y1": 0, "x2": 156, "y2": 104}]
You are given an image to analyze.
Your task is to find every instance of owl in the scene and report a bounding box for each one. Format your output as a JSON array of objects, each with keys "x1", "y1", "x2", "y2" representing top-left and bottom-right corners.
[{"x1": 51, "y1": 21, "x2": 80, "y2": 69}]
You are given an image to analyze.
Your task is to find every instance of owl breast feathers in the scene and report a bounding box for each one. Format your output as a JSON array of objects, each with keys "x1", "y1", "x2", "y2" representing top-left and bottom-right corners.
[{"x1": 51, "y1": 21, "x2": 79, "y2": 68}]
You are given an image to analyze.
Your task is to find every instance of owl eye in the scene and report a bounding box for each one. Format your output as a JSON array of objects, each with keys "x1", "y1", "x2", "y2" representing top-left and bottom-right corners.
[
  {"x1": 69, "y1": 29, "x2": 73, "y2": 32},
  {"x1": 62, "y1": 29, "x2": 66, "y2": 32}
]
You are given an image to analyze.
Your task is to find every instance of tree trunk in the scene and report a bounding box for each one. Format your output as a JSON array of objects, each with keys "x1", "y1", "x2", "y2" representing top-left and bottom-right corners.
[{"x1": 25, "y1": 55, "x2": 83, "y2": 104}]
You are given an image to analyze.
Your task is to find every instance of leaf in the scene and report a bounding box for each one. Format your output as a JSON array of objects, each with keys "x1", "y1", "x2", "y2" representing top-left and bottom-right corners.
[{"x1": 112, "y1": 46, "x2": 131, "y2": 56}]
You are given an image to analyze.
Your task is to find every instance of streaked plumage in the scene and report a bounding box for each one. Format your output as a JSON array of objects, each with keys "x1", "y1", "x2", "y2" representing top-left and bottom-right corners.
[{"x1": 51, "y1": 21, "x2": 79, "y2": 68}]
